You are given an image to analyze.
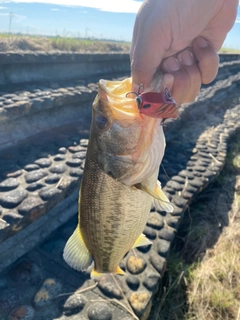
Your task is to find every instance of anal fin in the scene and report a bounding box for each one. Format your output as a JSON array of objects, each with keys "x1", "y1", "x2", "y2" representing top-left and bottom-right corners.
[
  {"x1": 63, "y1": 225, "x2": 92, "y2": 272},
  {"x1": 132, "y1": 233, "x2": 152, "y2": 248}
]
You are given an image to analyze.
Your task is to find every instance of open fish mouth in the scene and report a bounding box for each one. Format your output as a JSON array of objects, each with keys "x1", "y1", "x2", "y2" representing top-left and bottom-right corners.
[{"x1": 97, "y1": 79, "x2": 140, "y2": 120}]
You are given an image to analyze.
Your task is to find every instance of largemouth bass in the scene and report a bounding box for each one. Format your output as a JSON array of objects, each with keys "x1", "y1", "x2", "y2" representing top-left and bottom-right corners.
[{"x1": 63, "y1": 72, "x2": 173, "y2": 279}]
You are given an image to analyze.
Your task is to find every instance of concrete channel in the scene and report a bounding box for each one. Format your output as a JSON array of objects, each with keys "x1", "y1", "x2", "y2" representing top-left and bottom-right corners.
[{"x1": 0, "y1": 53, "x2": 239, "y2": 320}]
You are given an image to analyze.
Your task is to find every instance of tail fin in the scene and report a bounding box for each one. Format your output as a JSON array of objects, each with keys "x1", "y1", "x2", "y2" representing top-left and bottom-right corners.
[{"x1": 63, "y1": 225, "x2": 92, "y2": 271}]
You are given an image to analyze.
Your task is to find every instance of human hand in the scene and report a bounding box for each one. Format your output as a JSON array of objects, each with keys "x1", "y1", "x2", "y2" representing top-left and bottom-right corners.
[{"x1": 130, "y1": 0, "x2": 238, "y2": 105}]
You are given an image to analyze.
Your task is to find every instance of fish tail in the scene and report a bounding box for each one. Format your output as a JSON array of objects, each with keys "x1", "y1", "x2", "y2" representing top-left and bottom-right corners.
[
  {"x1": 63, "y1": 225, "x2": 92, "y2": 271},
  {"x1": 90, "y1": 266, "x2": 125, "y2": 279}
]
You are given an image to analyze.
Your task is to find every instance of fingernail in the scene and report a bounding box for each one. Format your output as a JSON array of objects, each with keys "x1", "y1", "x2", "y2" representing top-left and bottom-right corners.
[
  {"x1": 178, "y1": 50, "x2": 194, "y2": 66},
  {"x1": 165, "y1": 57, "x2": 180, "y2": 72},
  {"x1": 162, "y1": 73, "x2": 174, "y2": 91},
  {"x1": 196, "y1": 37, "x2": 208, "y2": 48}
]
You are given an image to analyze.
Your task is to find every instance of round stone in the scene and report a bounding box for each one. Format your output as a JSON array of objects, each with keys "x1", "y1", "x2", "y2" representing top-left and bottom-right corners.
[
  {"x1": 198, "y1": 151, "x2": 211, "y2": 159},
  {"x1": 166, "y1": 217, "x2": 179, "y2": 229},
  {"x1": 178, "y1": 170, "x2": 194, "y2": 180},
  {"x1": 0, "y1": 189, "x2": 28, "y2": 209},
  {"x1": 69, "y1": 169, "x2": 83, "y2": 177},
  {"x1": 88, "y1": 302, "x2": 112, "y2": 320},
  {"x1": 79, "y1": 139, "x2": 89, "y2": 147},
  {"x1": 202, "y1": 170, "x2": 214, "y2": 178},
  {"x1": 45, "y1": 174, "x2": 60, "y2": 184},
  {"x1": 24, "y1": 164, "x2": 40, "y2": 172},
  {"x1": 147, "y1": 212, "x2": 164, "y2": 229},
  {"x1": 129, "y1": 291, "x2": 150, "y2": 316},
  {"x1": 158, "y1": 228, "x2": 175, "y2": 241},
  {"x1": 189, "y1": 178, "x2": 202, "y2": 188},
  {"x1": 68, "y1": 145, "x2": 86, "y2": 153},
  {"x1": 58, "y1": 147, "x2": 67, "y2": 154},
  {"x1": 136, "y1": 243, "x2": 151, "y2": 253},
  {"x1": 66, "y1": 159, "x2": 82, "y2": 167},
  {"x1": 150, "y1": 254, "x2": 166, "y2": 275},
  {"x1": 26, "y1": 182, "x2": 45, "y2": 192},
  {"x1": 34, "y1": 158, "x2": 52, "y2": 168},
  {"x1": 25, "y1": 169, "x2": 48, "y2": 183},
  {"x1": 126, "y1": 275, "x2": 140, "y2": 291},
  {"x1": 72, "y1": 151, "x2": 86, "y2": 159},
  {"x1": 143, "y1": 226, "x2": 156, "y2": 239},
  {"x1": 0, "y1": 178, "x2": 19, "y2": 191},
  {"x1": 172, "y1": 195, "x2": 188, "y2": 208},
  {"x1": 54, "y1": 154, "x2": 65, "y2": 161},
  {"x1": 8, "y1": 305, "x2": 35, "y2": 320},
  {"x1": 194, "y1": 172, "x2": 202, "y2": 178},
  {"x1": 143, "y1": 273, "x2": 160, "y2": 291},
  {"x1": 97, "y1": 274, "x2": 123, "y2": 299},
  {"x1": 39, "y1": 187, "x2": 61, "y2": 201},
  {"x1": 163, "y1": 186, "x2": 175, "y2": 195},
  {"x1": 3, "y1": 211, "x2": 23, "y2": 224},
  {"x1": 185, "y1": 184, "x2": 198, "y2": 193},
  {"x1": 171, "y1": 175, "x2": 186, "y2": 184},
  {"x1": 63, "y1": 294, "x2": 87, "y2": 316},
  {"x1": 157, "y1": 239, "x2": 170, "y2": 257},
  {"x1": 49, "y1": 164, "x2": 67, "y2": 174},
  {"x1": 165, "y1": 180, "x2": 182, "y2": 191},
  {"x1": 127, "y1": 256, "x2": 147, "y2": 274},
  {"x1": 18, "y1": 197, "x2": 45, "y2": 220}
]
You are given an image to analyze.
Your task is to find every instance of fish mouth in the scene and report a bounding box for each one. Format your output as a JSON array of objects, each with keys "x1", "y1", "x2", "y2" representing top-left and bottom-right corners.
[{"x1": 98, "y1": 79, "x2": 139, "y2": 120}]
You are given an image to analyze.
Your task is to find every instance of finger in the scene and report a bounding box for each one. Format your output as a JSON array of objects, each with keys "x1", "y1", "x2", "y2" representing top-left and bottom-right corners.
[
  {"x1": 192, "y1": 37, "x2": 219, "y2": 84},
  {"x1": 161, "y1": 52, "x2": 201, "y2": 105},
  {"x1": 130, "y1": 3, "x2": 171, "y2": 89},
  {"x1": 177, "y1": 50, "x2": 202, "y2": 102}
]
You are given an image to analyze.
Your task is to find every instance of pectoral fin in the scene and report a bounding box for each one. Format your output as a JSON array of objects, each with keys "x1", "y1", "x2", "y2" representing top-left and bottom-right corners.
[
  {"x1": 63, "y1": 225, "x2": 92, "y2": 271},
  {"x1": 138, "y1": 180, "x2": 173, "y2": 213},
  {"x1": 132, "y1": 233, "x2": 152, "y2": 248}
]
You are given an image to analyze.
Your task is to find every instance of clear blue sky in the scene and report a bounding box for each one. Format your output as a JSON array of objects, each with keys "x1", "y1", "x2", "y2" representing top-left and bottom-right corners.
[{"x1": 0, "y1": 0, "x2": 239, "y2": 48}]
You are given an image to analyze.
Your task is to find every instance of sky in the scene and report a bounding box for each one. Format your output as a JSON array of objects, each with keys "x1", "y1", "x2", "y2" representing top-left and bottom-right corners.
[{"x1": 0, "y1": 0, "x2": 239, "y2": 47}]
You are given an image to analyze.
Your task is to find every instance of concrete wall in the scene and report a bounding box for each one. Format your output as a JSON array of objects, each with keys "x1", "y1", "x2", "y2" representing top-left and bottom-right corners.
[{"x1": 0, "y1": 52, "x2": 130, "y2": 85}]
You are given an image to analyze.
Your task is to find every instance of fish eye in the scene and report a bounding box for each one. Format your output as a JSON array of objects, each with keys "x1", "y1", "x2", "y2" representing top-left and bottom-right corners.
[
  {"x1": 143, "y1": 103, "x2": 151, "y2": 109},
  {"x1": 95, "y1": 115, "x2": 109, "y2": 130}
]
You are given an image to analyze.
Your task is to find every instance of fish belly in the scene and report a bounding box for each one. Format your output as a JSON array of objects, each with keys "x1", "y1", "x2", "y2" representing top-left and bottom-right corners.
[{"x1": 80, "y1": 163, "x2": 152, "y2": 274}]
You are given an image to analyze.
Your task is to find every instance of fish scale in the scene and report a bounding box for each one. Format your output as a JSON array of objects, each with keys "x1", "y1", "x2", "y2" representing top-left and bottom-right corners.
[{"x1": 80, "y1": 157, "x2": 152, "y2": 274}]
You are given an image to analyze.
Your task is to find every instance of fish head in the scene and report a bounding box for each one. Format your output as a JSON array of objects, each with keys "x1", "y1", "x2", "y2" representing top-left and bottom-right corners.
[{"x1": 90, "y1": 75, "x2": 165, "y2": 185}]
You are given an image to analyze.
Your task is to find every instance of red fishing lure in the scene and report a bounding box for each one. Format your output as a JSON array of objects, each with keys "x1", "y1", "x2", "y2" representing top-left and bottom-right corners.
[{"x1": 136, "y1": 87, "x2": 178, "y2": 119}]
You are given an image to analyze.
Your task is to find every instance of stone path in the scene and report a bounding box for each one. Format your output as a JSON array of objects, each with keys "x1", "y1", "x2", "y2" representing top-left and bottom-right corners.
[{"x1": 0, "y1": 56, "x2": 240, "y2": 320}]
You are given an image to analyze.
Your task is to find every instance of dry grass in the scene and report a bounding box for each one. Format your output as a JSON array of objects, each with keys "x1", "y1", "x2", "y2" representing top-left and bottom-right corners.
[
  {"x1": 220, "y1": 47, "x2": 240, "y2": 54},
  {"x1": 0, "y1": 33, "x2": 131, "y2": 53},
  {"x1": 151, "y1": 133, "x2": 240, "y2": 320}
]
